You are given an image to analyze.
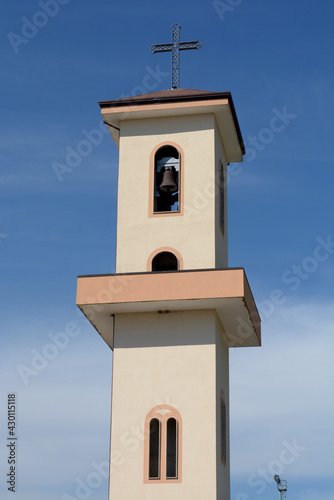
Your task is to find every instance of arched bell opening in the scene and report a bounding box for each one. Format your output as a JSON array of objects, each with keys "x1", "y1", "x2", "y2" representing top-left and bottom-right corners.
[
  {"x1": 152, "y1": 251, "x2": 178, "y2": 272},
  {"x1": 154, "y1": 145, "x2": 180, "y2": 213}
]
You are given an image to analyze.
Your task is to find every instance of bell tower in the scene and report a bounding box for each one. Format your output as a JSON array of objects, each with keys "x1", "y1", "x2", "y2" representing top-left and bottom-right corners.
[
  {"x1": 100, "y1": 89, "x2": 245, "y2": 273},
  {"x1": 76, "y1": 89, "x2": 261, "y2": 500}
]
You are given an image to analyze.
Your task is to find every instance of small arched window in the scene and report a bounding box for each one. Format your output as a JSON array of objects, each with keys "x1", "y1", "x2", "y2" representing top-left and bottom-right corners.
[
  {"x1": 152, "y1": 251, "x2": 178, "y2": 272},
  {"x1": 154, "y1": 145, "x2": 180, "y2": 213},
  {"x1": 219, "y1": 160, "x2": 225, "y2": 234},
  {"x1": 221, "y1": 390, "x2": 227, "y2": 465},
  {"x1": 144, "y1": 405, "x2": 182, "y2": 483}
]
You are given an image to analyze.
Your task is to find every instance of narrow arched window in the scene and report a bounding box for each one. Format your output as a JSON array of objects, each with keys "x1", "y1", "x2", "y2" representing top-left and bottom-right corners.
[
  {"x1": 152, "y1": 251, "x2": 178, "y2": 272},
  {"x1": 219, "y1": 160, "x2": 225, "y2": 234},
  {"x1": 166, "y1": 418, "x2": 178, "y2": 478},
  {"x1": 144, "y1": 405, "x2": 182, "y2": 483},
  {"x1": 154, "y1": 146, "x2": 180, "y2": 213},
  {"x1": 221, "y1": 390, "x2": 227, "y2": 465},
  {"x1": 149, "y1": 418, "x2": 160, "y2": 479}
]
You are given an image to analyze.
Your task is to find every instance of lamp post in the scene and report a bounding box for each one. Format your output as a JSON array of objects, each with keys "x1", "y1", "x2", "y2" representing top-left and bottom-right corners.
[{"x1": 273, "y1": 474, "x2": 288, "y2": 500}]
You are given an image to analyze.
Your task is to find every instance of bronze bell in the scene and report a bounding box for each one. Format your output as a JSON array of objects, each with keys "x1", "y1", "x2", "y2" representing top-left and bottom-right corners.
[{"x1": 159, "y1": 167, "x2": 178, "y2": 193}]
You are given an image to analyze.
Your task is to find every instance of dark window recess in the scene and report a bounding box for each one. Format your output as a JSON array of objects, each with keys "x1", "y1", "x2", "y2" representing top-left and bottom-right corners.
[
  {"x1": 166, "y1": 418, "x2": 178, "y2": 478},
  {"x1": 152, "y1": 252, "x2": 178, "y2": 272},
  {"x1": 149, "y1": 418, "x2": 160, "y2": 479},
  {"x1": 219, "y1": 165, "x2": 225, "y2": 233},
  {"x1": 154, "y1": 146, "x2": 180, "y2": 213},
  {"x1": 221, "y1": 395, "x2": 227, "y2": 463}
]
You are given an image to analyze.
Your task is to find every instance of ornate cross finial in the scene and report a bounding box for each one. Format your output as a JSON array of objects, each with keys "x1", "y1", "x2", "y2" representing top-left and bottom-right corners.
[{"x1": 151, "y1": 24, "x2": 202, "y2": 90}]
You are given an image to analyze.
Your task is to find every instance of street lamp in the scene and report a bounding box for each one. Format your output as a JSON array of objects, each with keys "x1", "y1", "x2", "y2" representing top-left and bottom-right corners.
[{"x1": 273, "y1": 474, "x2": 288, "y2": 500}]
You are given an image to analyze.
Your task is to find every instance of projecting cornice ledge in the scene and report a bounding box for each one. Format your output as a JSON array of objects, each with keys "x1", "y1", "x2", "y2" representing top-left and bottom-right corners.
[{"x1": 76, "y1": 268, "x2": 261, "y2": 350}]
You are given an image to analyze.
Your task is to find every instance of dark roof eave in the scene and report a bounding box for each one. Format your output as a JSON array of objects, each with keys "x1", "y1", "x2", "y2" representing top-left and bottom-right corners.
[{"x1": 99, "y1": 90, "x2": 232, "y2": 108}]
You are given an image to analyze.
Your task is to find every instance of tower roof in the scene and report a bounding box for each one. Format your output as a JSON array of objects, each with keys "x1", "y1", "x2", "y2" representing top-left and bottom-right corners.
[
  {"x1": 99, "y1": 89, "x2": 245, "y2": 161},
  {"x1": 99, "y1": 88, "x2": 231, "y2": 106}
]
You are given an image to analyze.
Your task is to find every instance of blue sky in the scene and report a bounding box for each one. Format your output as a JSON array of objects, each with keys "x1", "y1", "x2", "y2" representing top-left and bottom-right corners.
[{"x1": 0, "y1": 1, "x2": 333, "y2": 499}]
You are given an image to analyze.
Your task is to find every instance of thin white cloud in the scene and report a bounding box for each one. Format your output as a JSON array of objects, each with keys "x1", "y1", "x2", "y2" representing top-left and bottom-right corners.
[
  {"x1": 0, "y1": 331, "x2": 112, "y2": 499},
  {"x1": 230, "y1": 300, "x2": 334, "y2": 482}
]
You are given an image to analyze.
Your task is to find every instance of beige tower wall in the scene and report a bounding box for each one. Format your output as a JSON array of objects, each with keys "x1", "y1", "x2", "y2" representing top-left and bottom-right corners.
[
  {"x1": 109, "y1": 309, "x2": 229, "y2": 500},
  {"x1": 79, "y1": 91, "x2": 256, "y2": 500},
  {"x1": 115, "y1": 113, "x2": 226, "y2": 273}
]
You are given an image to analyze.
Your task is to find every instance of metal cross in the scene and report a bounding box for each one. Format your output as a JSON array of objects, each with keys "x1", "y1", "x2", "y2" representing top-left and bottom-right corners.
[{"x1": 151, "y1": 24, "x2": 202, "y2": 90}]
